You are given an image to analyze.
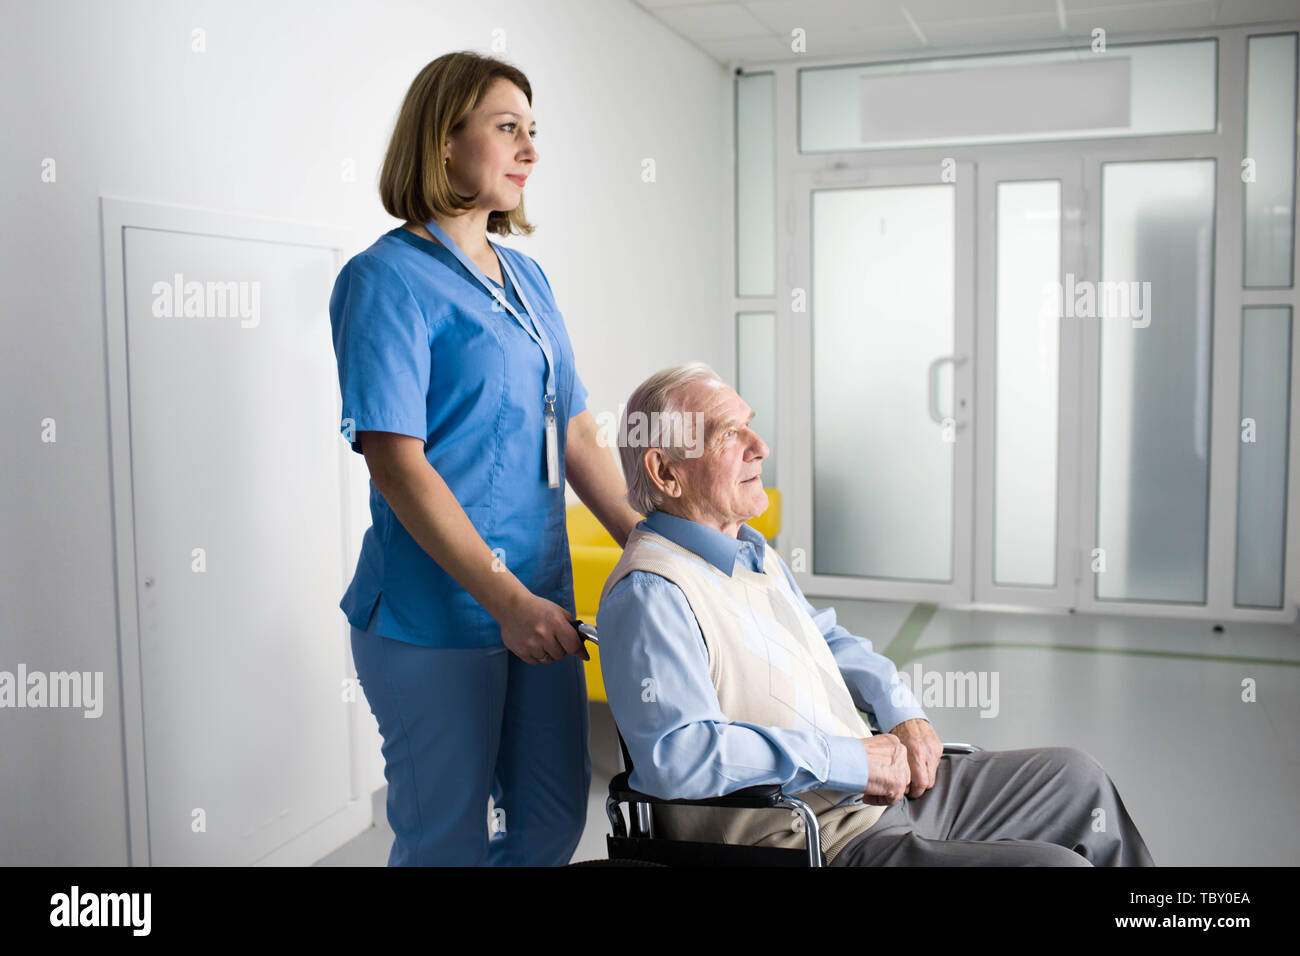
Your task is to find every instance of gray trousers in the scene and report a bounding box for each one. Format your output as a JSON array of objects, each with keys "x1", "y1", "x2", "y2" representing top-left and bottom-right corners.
[{"x1": 830, "y1": 746, "x2": 1155, "y2": 867}]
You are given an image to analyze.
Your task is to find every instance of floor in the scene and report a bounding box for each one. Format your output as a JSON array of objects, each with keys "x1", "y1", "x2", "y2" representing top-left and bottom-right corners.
[{"x1": 315, "y1": 598, "x2": 1300, "y2": 866}]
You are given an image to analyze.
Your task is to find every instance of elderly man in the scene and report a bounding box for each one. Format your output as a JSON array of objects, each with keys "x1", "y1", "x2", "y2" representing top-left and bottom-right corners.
[{"x1": 597, "y1": 362, "x2": 1154, "y2": 866}]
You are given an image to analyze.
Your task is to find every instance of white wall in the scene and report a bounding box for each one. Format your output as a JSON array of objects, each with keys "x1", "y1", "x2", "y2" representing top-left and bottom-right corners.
[{"x1": 0, "y1": 0, "x2": 731, "y2": 864}]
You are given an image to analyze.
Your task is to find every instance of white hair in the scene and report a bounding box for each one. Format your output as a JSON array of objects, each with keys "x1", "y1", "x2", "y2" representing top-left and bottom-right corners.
[{"x1": 617, "y1": 362, "x2": 727, "y2": 516}]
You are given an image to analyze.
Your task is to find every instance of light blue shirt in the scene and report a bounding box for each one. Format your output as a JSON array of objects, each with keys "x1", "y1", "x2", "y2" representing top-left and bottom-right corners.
[
  {"x1": 598, "y1": 508, "x2": 928, "y2": 800},
  {"x1": 329, "y1": 227, "x2": 587, "y2": 647}
]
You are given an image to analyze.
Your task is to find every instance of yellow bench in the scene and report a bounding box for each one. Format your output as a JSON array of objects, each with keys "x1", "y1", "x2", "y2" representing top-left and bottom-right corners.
[{"x1": 567, "y1": 489, "x2": 783, "y2": 702}]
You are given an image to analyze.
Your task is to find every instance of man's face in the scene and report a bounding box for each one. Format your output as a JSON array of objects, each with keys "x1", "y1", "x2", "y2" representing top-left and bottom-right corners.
[{"x1": 650, "y1": 382, "x2": 769, "y2": 537}]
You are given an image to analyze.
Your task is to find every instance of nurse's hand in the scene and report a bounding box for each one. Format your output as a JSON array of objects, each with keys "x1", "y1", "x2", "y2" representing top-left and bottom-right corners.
[{"x1": 498, "y1": 592, "x2": 589, "y2": 664}]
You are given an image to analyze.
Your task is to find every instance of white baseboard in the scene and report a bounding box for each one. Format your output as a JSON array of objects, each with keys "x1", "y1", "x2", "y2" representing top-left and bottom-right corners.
[{"x1": 253, "y1": 797, "x2": 376, "y2": 866}]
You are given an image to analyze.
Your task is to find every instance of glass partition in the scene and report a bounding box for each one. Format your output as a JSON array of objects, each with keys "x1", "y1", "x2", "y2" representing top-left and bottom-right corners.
[
  {"x1": 994, "y1": 181, "x2": 1061, "y2": 587},
  {"x1": 801, "y1": 39, "x2": 1216, "y2": 152},
  {"x1": 736, "y1": 72, "x2": 775, "y2": 296},
  {"x1": 1096, "y1": 160, "x2": 1216, "y2": 603},
  {"x1": 1235, "y1": 307, "x2": 1292, "y2": 608},
  {"x1": 1244, "y1": 33, "x2": 1297, "y2": 288}
]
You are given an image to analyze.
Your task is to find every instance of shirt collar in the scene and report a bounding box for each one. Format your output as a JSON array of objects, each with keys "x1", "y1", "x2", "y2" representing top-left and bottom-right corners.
[{"x1": 641, "y1": 509, "x2": 766, "y2": 577}]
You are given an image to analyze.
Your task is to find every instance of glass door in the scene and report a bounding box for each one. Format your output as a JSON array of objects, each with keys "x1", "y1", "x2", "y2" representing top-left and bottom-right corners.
[
  {"x1": 784, "y1": 163, "x2": 975, "y2": 603},
  {"x1": 784, "y1": 153, "x2": 1244, "y2": 618},
  {"x1": 1076, "y1": 153, "x2": 1222, "y2": 616},
  {"x1": 973, "y1": 157, "x2": 1085, "y2": 609}
]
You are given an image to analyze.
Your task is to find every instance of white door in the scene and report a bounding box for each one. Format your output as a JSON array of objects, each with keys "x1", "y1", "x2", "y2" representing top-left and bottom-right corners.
[
  {"x1": 122, "y1": 223, "x2": 354, "y2": 864},
  {"x1": 784, "y1": 163, "x2": 976, "y2": 605},
  {"x1": 973, "y1": 157, "x2": 1086, "y2": 609}
]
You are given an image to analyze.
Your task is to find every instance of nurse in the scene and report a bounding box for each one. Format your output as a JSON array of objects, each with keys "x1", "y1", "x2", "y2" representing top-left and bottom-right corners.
[{"x1": 328, "y1": 51, "x2": 641, "y2": 865}]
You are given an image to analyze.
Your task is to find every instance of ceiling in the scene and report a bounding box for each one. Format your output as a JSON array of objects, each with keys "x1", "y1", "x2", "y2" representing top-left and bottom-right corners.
[{"x1": 629, "y1": 0, "x2": 1300, "y2": 66}]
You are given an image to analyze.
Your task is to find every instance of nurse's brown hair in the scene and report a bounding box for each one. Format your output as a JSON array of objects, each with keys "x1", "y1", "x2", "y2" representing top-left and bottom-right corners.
[{"x1": 379, "y1": 51, "x2": 535, "y2": 237}]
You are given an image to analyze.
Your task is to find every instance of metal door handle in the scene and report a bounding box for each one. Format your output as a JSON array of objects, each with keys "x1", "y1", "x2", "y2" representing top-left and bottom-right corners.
[{"x1": 927, "y1": 354, "x2": 968, "y2": 426}]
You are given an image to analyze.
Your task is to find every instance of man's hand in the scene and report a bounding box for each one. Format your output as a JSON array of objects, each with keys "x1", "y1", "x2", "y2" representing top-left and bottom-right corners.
[
  {"x1": 861, "y1": 734, "x2": 911, "y2": 806},
  {"x1": 889, "y1": 718, "x2": 942, "y2": 799}
]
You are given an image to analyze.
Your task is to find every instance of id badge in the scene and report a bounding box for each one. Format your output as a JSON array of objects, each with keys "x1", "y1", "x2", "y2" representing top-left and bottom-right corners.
[{"x1": 545, "y1": 410, "x2": 559, "y2": 488}]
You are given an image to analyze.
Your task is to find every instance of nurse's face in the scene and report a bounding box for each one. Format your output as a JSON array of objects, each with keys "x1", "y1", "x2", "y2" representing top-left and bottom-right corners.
[
  {"x1": 444, "y1": 78, "x2": 538, "y2": 212},
  {"x1": 647, "y1": 382, "x2": 769, "y2": 538}
]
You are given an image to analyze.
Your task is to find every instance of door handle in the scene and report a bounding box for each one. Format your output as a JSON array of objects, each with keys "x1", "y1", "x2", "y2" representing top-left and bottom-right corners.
[{"x1": 927, "y1": 354, "x2": 968, "y2": 426}]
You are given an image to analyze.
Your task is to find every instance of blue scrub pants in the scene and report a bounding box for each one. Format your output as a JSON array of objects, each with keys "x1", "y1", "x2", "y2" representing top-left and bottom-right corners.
[{"x1": 350, "y1": 623, "x2": 592, "y2": 866}]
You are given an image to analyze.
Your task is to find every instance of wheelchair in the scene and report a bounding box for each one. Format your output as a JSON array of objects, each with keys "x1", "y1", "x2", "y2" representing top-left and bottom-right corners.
[{"x1": 602, "y1": 714, "x2": 981, "y2": 867}]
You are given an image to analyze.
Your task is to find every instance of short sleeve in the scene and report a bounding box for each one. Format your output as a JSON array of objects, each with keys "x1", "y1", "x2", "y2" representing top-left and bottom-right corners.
[
  {"x1": 570, "y1": 369, "x2": 589, "y2": 418},
  {"x1": 328, "y1": 254, "x2": 430, "y2": 455}
]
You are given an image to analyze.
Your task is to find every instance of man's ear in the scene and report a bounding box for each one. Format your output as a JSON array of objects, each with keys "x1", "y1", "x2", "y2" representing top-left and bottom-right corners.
[{"x1": 644, "y1": 449, "x2": 681, "y2": 499}]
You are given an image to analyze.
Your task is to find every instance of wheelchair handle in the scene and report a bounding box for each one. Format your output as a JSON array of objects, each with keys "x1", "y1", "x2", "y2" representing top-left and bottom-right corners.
[{"x1": 572, "y1": 620, "x2": 598, "y2": 645}]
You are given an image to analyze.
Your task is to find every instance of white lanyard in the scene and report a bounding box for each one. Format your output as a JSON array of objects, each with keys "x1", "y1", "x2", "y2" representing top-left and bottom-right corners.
[{"x1": 421, "y1": 220, "x2": 560, "y2": 488}]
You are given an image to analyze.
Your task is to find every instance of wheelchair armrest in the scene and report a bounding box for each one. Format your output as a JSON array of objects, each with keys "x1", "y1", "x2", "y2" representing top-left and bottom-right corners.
[
  {"x1": 609, "y1": 771, "x2": 786, "y2": 810},
  {"x1": 867, "y1": 714, "x2": 982, "y2": 756},
  {"x1": 611, "y1": 745, "x2": 980, "y2": 808}
]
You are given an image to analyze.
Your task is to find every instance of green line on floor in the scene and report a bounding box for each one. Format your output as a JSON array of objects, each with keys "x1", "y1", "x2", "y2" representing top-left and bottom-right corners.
[{"x1": 882, "y1": 603, "x2": 938, "y2": 664}]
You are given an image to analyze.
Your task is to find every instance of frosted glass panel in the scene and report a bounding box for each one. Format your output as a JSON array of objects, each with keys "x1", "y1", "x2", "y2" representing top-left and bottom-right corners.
[
  {"x1": 801, "y1": 39, "x2": 1215, "y2": 152},
  {"x1": 995, "y1": 181, "x2": 1060, "y2": 587},
  {"x1": 1097, "y1": 161, "x2": 1216, "y2": 603},
  {"x1": 736, "y1": 312, "x2": 777, "y2": 489},
  {"x1": 858, "y1": 58, "x2": 1131, "y2": 144},
  {"x1": 736, "y1": 72, "x2": 775, "y2": 296},
  {"x1": 1235, "y1": 308, "x2": 1292, "y2": 608},
  {"x1": 1244, "y1": 33, "x2": 1297, "y2": 288},
  {"x1": 812, "y1": 185, "x2": 955, "y2": 580}
]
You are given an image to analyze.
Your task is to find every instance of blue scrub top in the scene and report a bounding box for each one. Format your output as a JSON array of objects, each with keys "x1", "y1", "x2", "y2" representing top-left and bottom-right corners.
[{"x1": 329, "y1": 226, "x2": 589, "y2": 647}]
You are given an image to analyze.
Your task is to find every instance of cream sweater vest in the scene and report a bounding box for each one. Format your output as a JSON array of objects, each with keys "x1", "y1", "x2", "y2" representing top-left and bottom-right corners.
[{"x1": 598, "y1": 525, "x2": 886, "y2": 862}]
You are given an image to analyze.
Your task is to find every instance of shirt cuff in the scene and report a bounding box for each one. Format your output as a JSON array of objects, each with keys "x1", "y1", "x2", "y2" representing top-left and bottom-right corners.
[
  {"x1": 869, "y1": 679, "x2": 929, "y2": 735},
  {"x1": 822, "y1": 733, "x2": 871, "y2": 792}
]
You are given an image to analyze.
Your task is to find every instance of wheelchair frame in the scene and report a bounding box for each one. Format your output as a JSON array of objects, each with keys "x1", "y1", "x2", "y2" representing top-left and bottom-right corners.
[{"x1": 605, "y1": 722, "x2": 981, "y2": 867}]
